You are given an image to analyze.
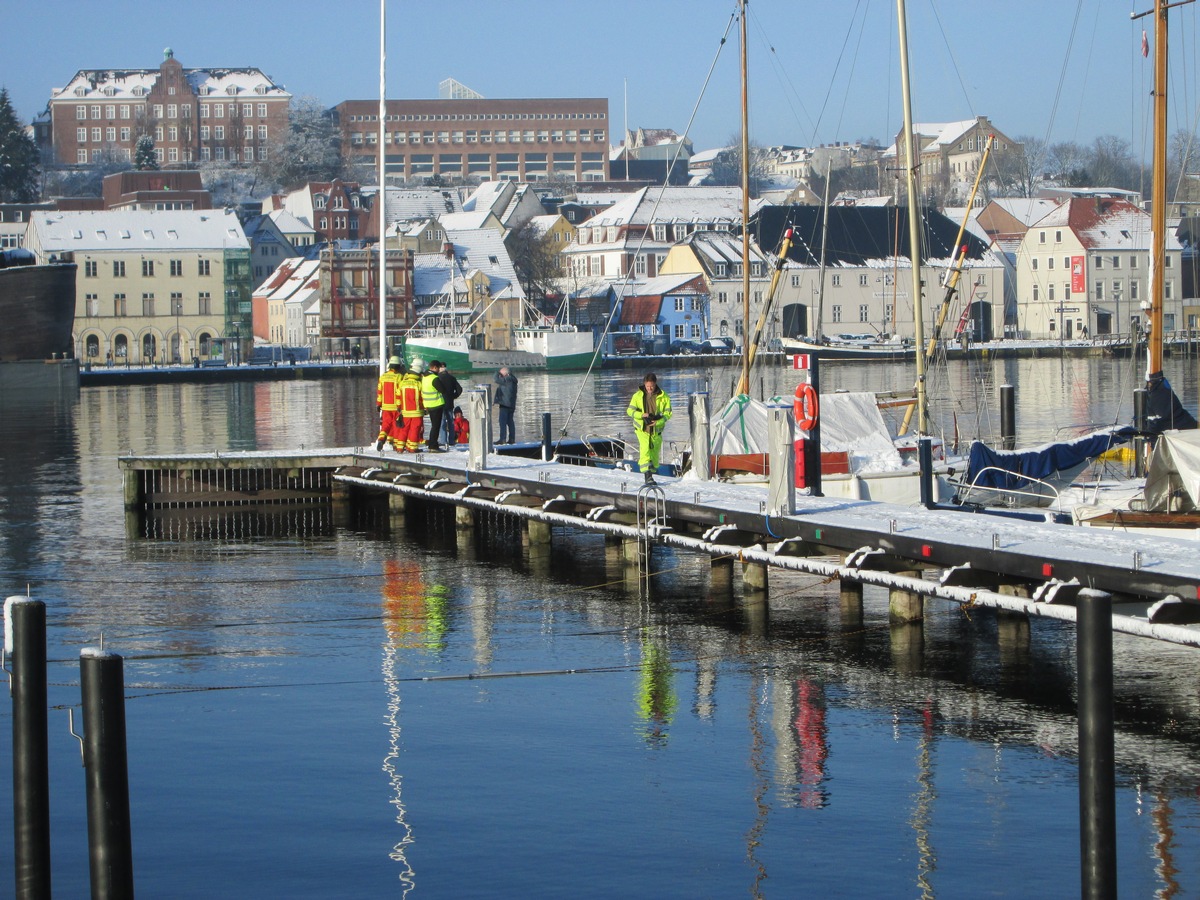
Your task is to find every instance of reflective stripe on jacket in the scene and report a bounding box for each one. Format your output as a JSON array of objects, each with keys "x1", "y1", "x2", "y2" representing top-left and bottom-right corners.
[
  {"x1": 399, "y1": 373, "x2": 425, "y2": 417},
  {"x1": 627, "y1": 387, "x2": 672, "y2": 433}
]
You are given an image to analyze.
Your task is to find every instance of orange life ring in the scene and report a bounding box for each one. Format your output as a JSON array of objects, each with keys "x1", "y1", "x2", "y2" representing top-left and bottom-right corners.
[{"x1": 794, "y1": 382, "x2": 819, "y2": 431}]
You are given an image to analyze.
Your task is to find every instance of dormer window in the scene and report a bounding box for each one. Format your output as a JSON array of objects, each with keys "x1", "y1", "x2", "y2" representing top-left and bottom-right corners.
[
  {"x1": 314, "y1": 195, "x2": 327, "y2": 209},
  {"x1": 103, "y1": 86, "x2": 117, "y2": 97},
  {"x1": 74, "y1": 87, "x2": 87, "y2": 97},
  {"x1": 255, "y1": 84, "x2": 268, "y2": 95},
  {"x1": 132, "y1": 86, "x2": 148, "y2": 97},
  {"x1": 714, "y1": 262, "x2": 727, "y2": 277},
  {"x1": 351, "y1": 196, "x2": 360, "y2": 208},
  {"x1": 226, "y1": 85, "x2": 238, "y2": 96}
]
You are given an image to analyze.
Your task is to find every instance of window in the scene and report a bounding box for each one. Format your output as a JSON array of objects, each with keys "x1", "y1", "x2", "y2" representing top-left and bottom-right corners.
[
  {"x1": 653, "y1": 224, "x2": 666, "y2": 241},
  {"x1": 831, "y1": 274, "x2": 841, "y2": 287},
  {"x1": 120, "y1": 105, "x2": 130, "y2": 119},
  {"x1": 214, "y1": 126, "x2": 224, "y2": 140},
  {"x1": 168, "y1": 104, "x2": 177, "y2": 119},
  {"x1": 85, "y1": 293, "x2": 99, "y2": 316},
  {"x1": 142, "y1": 259, "x2": 154, "y2": 277},
  {"x1": 170, "y1": 259, "x2": 183, "y2": 276},
  {"x1": 105, "y1": 105, "x2": 115, "y2": 119},
  {"x1": 200, "y1": 126, "x2": 209, "y2": 140},
  {"x1": 635, "y1": 255, "x2": 646, "y2": 276},
  {"x1": 76, "y1": 106, "x2": 87, "y2": 120},
  {"x1": 91, "y1": 127, "x2": 101, "y2": 142},
  {"x1": 84, "y1": 260, "x2": 97, "y2": 277},
  {"x1": 1112, "y1": 255, "x2": 1120, "y2": 269},
  {"x1": 169, "y1": 126, "x2": 178, "y2": 142},
  {"x1": 1055, "y1": 230, "x2": 1062, "y2": 243},
  {"x1": 153, "y1": 104, "x2": 163, "y2": 119},
  {"x1": 1048, "y1": 257, "x2": 1054, "y2": 270},
  {"x1": 1095, "y1": 281, "x2": 1104, "y2": 300},
  {"x1": 674, "y1": 297, "x2": 685, "y2": 312},
  {"x1": 859, "y1": 274, "x2": 868, "y2": 286},
  {"x1": 791, "y1": 274, "x2": 800, "y2": 287},
  {"x1": 859, "y1": 304, "x2": 870, "y2": 322},
  {"x1": 91, "y1": 106, "x2": 101, "y2": 120},
  {"x1": 108, "y1": 259, "x2": 124, "y2": 278},
  {"x1": 77, "y1": 127, "x2": 87, "y2": 142},
  {"x1": 1033, "y1": 285, "x2": 1039, "y2": 302},
  {"x1": 113, "y1": 293, "x2": 126, "y2": 316},
  {"x1": 832, "y1": 305, "x2": 842, "y2": 323},
  {"x1": 106, "y1": 127, "x2": 115, "y2": 142},
  {"x1": 257, "y1": 103, "x2": 267, "y2": 118},
  {"x1": 258, "y1": 125, "x2": 267, "y2": 140},
  {"x1": 77, "y1": 150, "x2": 88, "y2": 163},
  {"x1": 242, "y1": 103, "x2": 253, "y2": 117},
  {"x1": 142, "y1": 293, "x2": 155, "y2": 316},
  {"x1": 1032, "y1": 258, "x2": 1038, "y2": 270},
  {"x1": 1048, "y1": 284, "x2": 1055, "y2": 302},
  {"x1": 1131, "y1": 281, "x2": 1139, "y2": 301},
  {"x1": 1039, "y1": 231, "x2": 1046, "y2": 244},
  {"x1": 198, "y1": 292, "x2": 211, "y2": 315},
  {"x1": 120, "y1": 127, "x2": 130, "y2": 141}
]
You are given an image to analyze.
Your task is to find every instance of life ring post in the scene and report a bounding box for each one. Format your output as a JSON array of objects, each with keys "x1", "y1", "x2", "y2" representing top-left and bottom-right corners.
[{"x1": 792, "y1": 353, "x2": 822, "y2": 497}]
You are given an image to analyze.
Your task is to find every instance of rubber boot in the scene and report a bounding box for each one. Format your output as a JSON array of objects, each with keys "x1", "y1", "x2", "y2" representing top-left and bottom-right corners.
[
  {"x1": 644, "y1": 469, "x2": 655, "y2": 484},
  {"x1": 376, "y1": 438, "x2": 386, "y2": 452}
]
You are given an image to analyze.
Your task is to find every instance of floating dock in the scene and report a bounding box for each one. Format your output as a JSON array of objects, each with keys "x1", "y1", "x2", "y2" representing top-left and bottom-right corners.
[{"x1": 117, "y1": 442, "x2": 1200, "y2": 650}]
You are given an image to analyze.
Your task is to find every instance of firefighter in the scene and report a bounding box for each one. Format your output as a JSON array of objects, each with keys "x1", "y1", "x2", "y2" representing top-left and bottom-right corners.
[
  {"x1": 626, "y1": 372, "x2": 672, "y2": 483},
  {"x1": 375, "y1": 356, "x2": 406, "y2": 452},
  {"x1": 396, "y1": 357, "x2": 426, "y2": 452}
]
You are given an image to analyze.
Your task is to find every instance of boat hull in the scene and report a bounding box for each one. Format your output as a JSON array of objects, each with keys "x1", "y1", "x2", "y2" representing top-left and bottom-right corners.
[
  {"x1": 0, "y1": 263, "x2": 77, "y2": 361},
  {"x1": 404, "y1": 331, "x2": 593, "y2": 373},
  {"x1": 780, "y1": 337, "x2": 915, "y2": 362}
]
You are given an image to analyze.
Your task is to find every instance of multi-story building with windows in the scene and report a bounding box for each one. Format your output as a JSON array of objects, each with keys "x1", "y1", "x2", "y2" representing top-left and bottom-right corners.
[
  {"x1": 23, "y1": 208, "x2": 252, "y2": 364},
  {"x1": 45, "y1": 49, "x2": 290, "y2": 168},
  {"x1": 333, "y1": 96, "x2": 610, "y2": 184}
]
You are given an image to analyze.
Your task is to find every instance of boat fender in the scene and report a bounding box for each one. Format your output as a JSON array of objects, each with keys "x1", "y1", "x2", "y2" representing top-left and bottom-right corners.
[{"x1": 794, "y1": 383, "x2": 819, "y2": 432}]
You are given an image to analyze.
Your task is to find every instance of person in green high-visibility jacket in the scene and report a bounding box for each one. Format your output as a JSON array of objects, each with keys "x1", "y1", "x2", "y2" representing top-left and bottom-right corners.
[
  {"x1": 627, "y1": 372, "x2": 672, "y2": 483},
  {"x1": 420, "y1": 359, "x2": 448, "y2": 451}
]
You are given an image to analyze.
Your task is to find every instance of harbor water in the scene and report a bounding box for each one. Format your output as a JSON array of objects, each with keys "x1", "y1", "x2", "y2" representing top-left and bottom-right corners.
[{"x1": 2, "y1": 354, "x2": 1199, "y2": 896}]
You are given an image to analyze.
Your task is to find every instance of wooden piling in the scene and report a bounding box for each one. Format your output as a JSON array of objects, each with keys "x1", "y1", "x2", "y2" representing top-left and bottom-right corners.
[{"x1": 889, "y1": 571, "x2": 924, "y2": 623}]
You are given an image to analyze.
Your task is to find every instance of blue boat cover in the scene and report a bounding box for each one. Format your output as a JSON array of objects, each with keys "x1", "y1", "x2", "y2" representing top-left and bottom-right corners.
[{"x1": 966, "y1": 427, "x2": 1134, "y2": 490}]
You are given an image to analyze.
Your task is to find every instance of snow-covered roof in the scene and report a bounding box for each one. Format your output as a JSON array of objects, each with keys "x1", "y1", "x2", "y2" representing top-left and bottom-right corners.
[
  {"x1": 1030, "y1": 198, "x2": 1173, "y2": 251},
  {"x1": 253, "y1": 257, "x2": 320, "y2": 301},
  {"x1": 676, "y1": 230, "x2": 769, "y2": 270},
  {"x1": 989, "y1": 198, "x2": 1060, "y2": 227},
  {"x1": 620, "y1": 273, "x2": 708, "y2": 296},
  {"x1": 524, "y1": 214, "x2": 561, "y2": 239},
  {"x1": 53, "y1": 65, "x2": 289, "y2": 102},
  {"x1": 437, "y1": 210, "x2": 497, "y2": 232},
  {"x1": 584, "y1": 186, "x2": 753, "y2": 228},
  {"x1": 462, "y1": 181, "x2": 511, "y2": 214},
  {"x1": 30, "y1": 208, "x2": 249, "y2": 252},
  {"x1": 573, "y1": 192, "x2": 632, "y2": 209},
  {"x1": 382, "y1": 188, "x2": 462, "y2": 228},
  {"x1": 412, "y1": 228, "x2": 523, "y2": 300},
  {"x1": 266, "y1": 209, "x2": 315, "y2": 235}
]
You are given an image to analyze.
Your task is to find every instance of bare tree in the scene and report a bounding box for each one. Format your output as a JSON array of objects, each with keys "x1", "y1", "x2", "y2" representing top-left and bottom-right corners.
[
  {"x1": 507, "y1": 222, "x2": 565, "y2": 308},
  {"x1": 256, "y1": 95, "x2": 346, "y2": 192},
  {"x1": 708, "y1": 133, "x2": 772, "y2": 195}
]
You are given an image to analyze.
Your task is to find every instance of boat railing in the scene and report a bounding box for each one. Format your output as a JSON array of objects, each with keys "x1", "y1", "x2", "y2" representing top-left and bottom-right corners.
[{"x1": 953, "y1": 466, "x2": 1062, "y2": 509}]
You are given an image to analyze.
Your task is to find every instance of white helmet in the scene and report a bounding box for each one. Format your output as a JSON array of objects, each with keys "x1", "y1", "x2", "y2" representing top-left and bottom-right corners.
[{"x1": 410, "y1": 357, "x2": 425, "y2": 373}]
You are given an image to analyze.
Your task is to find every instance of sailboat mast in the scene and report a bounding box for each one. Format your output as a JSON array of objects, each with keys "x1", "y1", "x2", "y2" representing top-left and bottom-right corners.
[
  {"x1": 377, "y1": 0, "x2": 387, "y2": 374},
  {"x1": 1148, "y1": 0, "x2": 1168, "y2": 380},
  {"x1": 739, "y1": 0, "x2": 752, "y2": 393},
  {"x1": 897, "y1": 0, "x2": 927, "y2": 432}
]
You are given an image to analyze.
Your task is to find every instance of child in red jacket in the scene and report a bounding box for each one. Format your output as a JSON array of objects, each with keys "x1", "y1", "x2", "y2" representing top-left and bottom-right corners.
[{"x1": 453, "y1": 407, "x2": 470, "y2": 444}]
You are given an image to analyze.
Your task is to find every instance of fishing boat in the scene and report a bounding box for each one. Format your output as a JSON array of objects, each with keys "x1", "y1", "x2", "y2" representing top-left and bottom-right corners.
[{"x1": 780, "y1": 333, "x2": 915, "y2": 361}]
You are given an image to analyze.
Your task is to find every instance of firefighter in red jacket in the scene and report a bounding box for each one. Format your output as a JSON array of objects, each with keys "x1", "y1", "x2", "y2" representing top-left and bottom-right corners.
[
  {"x1": 375, "y1": 356, "x2": 406, "y2": 452},
  {"x1": 396, "y1": 358, "x2": 427, "y2": 452}
]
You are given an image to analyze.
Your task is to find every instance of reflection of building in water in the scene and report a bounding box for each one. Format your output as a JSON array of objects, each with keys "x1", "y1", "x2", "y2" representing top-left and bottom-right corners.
[
  {"x1": 381, "y1": 641, "x2": 416, "y2": 895},
  {"x1": 636, "y1": 629, "x2": 677, "y2": 745},
  {"x1": 382, "y1": 559, "x2": 447, "y2": 651},
  {"x1": 771, "y1": 675, "x2": 829, "y2": 809}
]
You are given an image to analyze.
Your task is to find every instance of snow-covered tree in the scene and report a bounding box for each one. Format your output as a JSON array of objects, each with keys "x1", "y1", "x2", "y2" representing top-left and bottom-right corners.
[
  {"x1": 134, "y1": 135, "x2": 159, "y2": 170},
  {"x1": 256, "y1": 95, "x2": 345, "y2": 191},
  {"x1": 0, "y1": 87, "x2": 40, "y2": 202}
]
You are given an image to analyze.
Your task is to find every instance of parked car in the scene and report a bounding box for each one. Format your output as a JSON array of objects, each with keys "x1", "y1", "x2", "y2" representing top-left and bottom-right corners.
[
  {"x1": 668, "y1": 339, "x2": 705, "y2": 355},
  {"x1": 701, "y1": 337, "x2": 736, "y2": 354}
]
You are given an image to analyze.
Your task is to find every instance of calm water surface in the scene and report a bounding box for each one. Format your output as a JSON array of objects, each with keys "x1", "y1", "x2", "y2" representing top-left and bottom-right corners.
[{"x1": 1, "y1": 355, "x2": 1199, "y2": 897}]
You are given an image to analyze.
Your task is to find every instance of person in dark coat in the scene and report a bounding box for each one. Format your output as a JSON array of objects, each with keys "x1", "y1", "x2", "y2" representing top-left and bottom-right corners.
[
  {"x1": 494, "y1": 366, "x2": 518, "y2": 444},
  {"x1": 434, "y1": 362, "x2": 463, "y2": 447}
]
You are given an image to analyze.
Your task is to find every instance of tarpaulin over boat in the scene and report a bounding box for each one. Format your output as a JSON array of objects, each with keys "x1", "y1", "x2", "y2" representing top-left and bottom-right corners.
[
  {"x1": 1144, "y1": 373, "x2": 1198, "y2": 433},
  {"x1": 1144, "y1": 429, "x2": 1200, "y2": 512},
  {"x1": 710, "y1": 391, "x2": 902, "y2": 471},
  {"x1": 965, "y1": 427, "x2": 1134, "y2": 492}
]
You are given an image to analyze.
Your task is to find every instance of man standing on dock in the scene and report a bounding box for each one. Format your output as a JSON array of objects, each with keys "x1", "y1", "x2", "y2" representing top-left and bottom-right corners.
[
  {"x1": 494, "y1": 366, "x2": 518, "y2": 444},
  {"x1": 434, "y1": 362, "x2": 463, "y2": 448},
  {"x1": 421, "y1": 360, "x2": 449, "y2": 451},
  {"x1": 627, "y1": 372, "x2": 672, "y2": 483},
  {"x1": 376, "y1": 356, "x2": 407, "y2": 452}
]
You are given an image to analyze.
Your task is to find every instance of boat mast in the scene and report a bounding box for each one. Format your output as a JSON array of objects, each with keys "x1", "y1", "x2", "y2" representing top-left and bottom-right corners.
[
  {"x1": 738, "y1": 0, "x2": 752, "y2": 394},
  {"x1": 377, "y1": 0, "x2": 387, "y2": 374},
  {"x1": 1147, "y1": 0, "x2": 1169, "y2": 381},
  {"x1": 814, "y1": 158, "x2": 832, "y2": 341},
  {"x1": 897, "y1": 0, "x2": 928, "y2": 432}
]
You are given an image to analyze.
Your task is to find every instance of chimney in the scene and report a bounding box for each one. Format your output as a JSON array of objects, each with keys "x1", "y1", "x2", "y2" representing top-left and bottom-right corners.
[{"x1": 443, "y1": 242, "x2": 454, "y2": 259}]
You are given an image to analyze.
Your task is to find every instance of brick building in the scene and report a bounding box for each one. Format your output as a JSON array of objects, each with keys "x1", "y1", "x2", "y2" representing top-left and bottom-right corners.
[
  {"x1": 332, "y1": 97, "x2": 610, "y2": 184},
  {"x1": 45, "y1": 49, "x2": 291, "y2": 168}
]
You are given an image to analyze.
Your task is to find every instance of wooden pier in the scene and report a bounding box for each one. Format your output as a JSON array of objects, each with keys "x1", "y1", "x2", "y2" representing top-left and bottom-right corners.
[{"x1": 117, "y1": 442, "x2": 1200, "y2": 650}]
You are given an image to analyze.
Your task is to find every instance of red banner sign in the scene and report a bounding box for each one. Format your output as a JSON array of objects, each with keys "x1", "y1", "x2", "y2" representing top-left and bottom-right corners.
[{"x1": 1071, "y1": 256, "x2": 1085, "y2": 294}]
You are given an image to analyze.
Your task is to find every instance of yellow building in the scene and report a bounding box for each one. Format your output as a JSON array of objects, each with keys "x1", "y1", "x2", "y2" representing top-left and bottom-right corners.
[{"x1": 25, "y1": 208, "x2": 251, "y2": 364}]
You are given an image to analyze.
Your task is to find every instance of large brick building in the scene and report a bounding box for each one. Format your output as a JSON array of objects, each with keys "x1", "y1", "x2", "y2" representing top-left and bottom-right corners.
[
  {"x1": 332, "y1": 97, "x2": 610, "y2": 184},
  {"x1": 45, "y1": 49, "x2": 291, "y2": 168}
]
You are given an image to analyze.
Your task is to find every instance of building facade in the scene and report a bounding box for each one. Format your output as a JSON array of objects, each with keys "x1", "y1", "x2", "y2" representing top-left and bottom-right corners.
[
  {"x1": 46, "y1": 50, "x2": 290, "y2": 168},
  {"x1": 333, "y1": 97, "x2": 610, "y2": 184},
  {"x1": 24, "y1": 208, "x2": 251, "y2": 364}
]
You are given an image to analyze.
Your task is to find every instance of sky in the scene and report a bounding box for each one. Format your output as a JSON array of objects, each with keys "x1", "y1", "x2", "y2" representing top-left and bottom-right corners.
[{"x1": 3, "y1": 0, "x2": 1196, "y2": 155}]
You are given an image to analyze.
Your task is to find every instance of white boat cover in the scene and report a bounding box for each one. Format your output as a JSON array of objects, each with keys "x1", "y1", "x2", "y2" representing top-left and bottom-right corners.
[
  {"x1": 710, "y1": 392, "x2": 903, "y2": 472},
  {"x1": 1144, "y1": 429, "x2": 1200, "y2": 512}
]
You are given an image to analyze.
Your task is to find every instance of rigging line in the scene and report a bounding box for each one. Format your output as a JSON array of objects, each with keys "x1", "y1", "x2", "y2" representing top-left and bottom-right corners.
[
  {"x1": 926, "y1": 0, "x2": 977, "y2": 120},
  {"x1": 745, "y1": 3, "x2": 815, "y2": 136},
  {"x1": 1069, "y1": 1, "x2": 1104, "y2": 143},
  {"x1": 1041, "y1": 0, "x2": 1087, "y2": 148},
  {"x1": 556, "y1": 5, "x2": 740, "y2": 446}
]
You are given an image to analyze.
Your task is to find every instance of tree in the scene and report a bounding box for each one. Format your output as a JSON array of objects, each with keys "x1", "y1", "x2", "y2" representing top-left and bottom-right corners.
[
  {"x1": 0, "y1": 87, "x2": 40, "y2": 202},
  {"x1": 507, "y1": 222, "x2": 565, "y2": 307},
  {"x1": 708, "y1": 134, "x2": 771, "y2": 195},
  {"x1": 986, "y1": 135, "x2": 1045, "y2": 199},
  {"x1": 134, "y1": 135, "x2": 159, "y2": 170},
  {"x1": 256, "y1": 95, "x2": 345, "y2": 191}
]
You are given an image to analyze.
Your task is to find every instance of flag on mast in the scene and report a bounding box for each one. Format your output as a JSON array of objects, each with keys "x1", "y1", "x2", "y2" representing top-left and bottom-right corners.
[{"x1": 1142, "y1": 30, "x2": 1149, "y2": 58}]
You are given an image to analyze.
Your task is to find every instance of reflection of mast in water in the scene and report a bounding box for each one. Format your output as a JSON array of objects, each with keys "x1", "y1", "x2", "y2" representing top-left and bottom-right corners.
[
  {"x1": 745, "y1": 669, "x2": 769, "y2": 898},
  {"x1": 1149, "y1": 782, "x2": 1180, "y2": 898},
  {"x1": 378, "y1": 557, "x2": 447, "y2": 894},
  {"x1": 381, "y1": 641, "x2": 416, "y2": 896},
  {"x1": 910, "y1": 700, "x2": 937, "y2": 900}
]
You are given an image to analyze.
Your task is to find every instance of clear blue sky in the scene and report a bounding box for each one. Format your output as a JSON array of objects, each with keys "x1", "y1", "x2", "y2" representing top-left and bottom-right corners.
[{"x1": 3, "y1": 0, "x2": 1192, "y2": 154}]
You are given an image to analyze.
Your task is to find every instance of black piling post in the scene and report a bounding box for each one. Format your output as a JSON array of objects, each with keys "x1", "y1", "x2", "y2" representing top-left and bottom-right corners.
[
  {"x1": 10, "y1": 598, "x2": 51, "y2": 898},
  {"x1": 1077, "y1": 591, "x2": 1116, "y2": 899},
  {"x1": 81, "y1": 648, "x2": 134, "y2": 898},
  {"x1": 541, "y1": 412, "x2": 552, "y2": 462},
  {"x1": 1000, "y1": 384, "x2": 1016, "y2": 450},
  {"x1": 805, "y1": 353, "x2": 822, "y2": 497},
  {"x1": 918, "y1": 437, "x2": 934, "y2": 508}
]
